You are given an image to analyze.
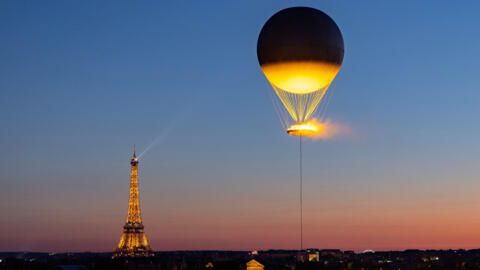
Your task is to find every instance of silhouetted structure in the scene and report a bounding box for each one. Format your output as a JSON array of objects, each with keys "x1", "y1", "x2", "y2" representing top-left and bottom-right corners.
[{"x1": 3, "y1": 249, "x2": 480, "y2": 270}]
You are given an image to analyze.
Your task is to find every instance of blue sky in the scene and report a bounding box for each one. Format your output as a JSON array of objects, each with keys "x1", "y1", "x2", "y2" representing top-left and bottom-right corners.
[{"x1": 2, "y1": 1, "x2": 480, "y2": 251}]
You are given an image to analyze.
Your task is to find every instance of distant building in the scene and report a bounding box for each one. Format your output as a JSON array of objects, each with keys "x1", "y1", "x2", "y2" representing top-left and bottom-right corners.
[
  {"x1": 320, "y1": 249, "x2": 343, "y2": 257},
  {"x1": 308, "y1": 251, "x2": 319, "y2": 262},
  {"x1": 55, "y1": 266, "x2": 87, "y2": 270},
  {"x1": 246, "y1": 259, "x2": 264, "y2": 270}
]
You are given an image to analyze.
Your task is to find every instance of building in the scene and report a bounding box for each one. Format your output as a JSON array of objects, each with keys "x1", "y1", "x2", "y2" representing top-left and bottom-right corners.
[
  {"x1": 113, "y1": 146, "x2": 153, "y2": 258},
  {"x1": 308, "y1": 251, "x2": 319, "y2": 262},
  {"x1": 246, "y1": 259, "x2": 264, "y2": 270}
]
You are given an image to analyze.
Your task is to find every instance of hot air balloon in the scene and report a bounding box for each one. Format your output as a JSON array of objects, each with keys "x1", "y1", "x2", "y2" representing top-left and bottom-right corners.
[
  {"x1": 256, "y1": 7, "x2": 345, "y2": 252},
  {"x1": 257, "y1": 7, "x2": 344, "y2": 136}
]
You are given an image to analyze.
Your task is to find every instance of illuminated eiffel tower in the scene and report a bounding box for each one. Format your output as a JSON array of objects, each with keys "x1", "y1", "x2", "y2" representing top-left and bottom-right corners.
[{"x1": 113, "y1": 146, "x2": 153, "y2": 258}]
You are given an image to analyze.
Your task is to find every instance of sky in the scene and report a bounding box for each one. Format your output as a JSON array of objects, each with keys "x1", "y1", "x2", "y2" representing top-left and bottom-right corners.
[{"x1": 2, "y1": 1, "x2": 480, "y2": 252}]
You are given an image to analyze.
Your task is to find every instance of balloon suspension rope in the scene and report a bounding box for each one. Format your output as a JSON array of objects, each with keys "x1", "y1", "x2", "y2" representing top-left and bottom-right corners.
[{"x1": 299, "y1": 134, "x2": 303, "y2": 251}]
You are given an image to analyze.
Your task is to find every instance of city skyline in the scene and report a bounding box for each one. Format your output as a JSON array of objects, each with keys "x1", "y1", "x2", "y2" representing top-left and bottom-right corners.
[{"x1": 2, "y1": 1, "x2": 480, "y2": 253}]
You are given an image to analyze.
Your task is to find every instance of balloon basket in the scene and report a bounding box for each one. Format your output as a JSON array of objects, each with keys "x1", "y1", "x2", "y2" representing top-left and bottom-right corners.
[{"x1": 287, "y1": 122, "x2": 319, "y2": 136}]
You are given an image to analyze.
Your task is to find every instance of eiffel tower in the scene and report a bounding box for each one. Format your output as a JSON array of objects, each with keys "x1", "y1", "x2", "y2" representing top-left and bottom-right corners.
[{"x1": 113, "y1": 146, "x2": 153, "y2": 258}]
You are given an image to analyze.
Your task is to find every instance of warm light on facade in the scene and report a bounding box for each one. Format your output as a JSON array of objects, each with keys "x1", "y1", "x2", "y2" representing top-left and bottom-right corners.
[
  {"x1": 308, "y1": 252, "x2": 320, "y2": 262},
  {"x1": 246, "y1": 259, "x2": 264, "y2": 270}
]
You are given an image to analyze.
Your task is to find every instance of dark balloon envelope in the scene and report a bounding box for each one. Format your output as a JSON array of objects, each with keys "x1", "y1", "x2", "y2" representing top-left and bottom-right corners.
[
  {"x1": 257, "y1": 6, "x2": 344, "y2": 66},
  {"x1": 257, "y1": 7, "x2": 345, "y2": 127}
]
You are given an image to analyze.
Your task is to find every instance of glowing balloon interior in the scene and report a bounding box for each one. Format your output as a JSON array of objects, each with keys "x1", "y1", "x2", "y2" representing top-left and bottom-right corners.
[
  {"x1": 257, "y1": 7, "x2": 344, "y2": 136},
  {"x1": 261, "y1": 61, "x2": 340, "y2": 94}
]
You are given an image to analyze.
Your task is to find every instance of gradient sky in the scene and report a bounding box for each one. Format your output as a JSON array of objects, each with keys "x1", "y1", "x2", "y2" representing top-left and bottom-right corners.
[{"x1": 2, "y1": 1, "x2": 480, "y2": 252}]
